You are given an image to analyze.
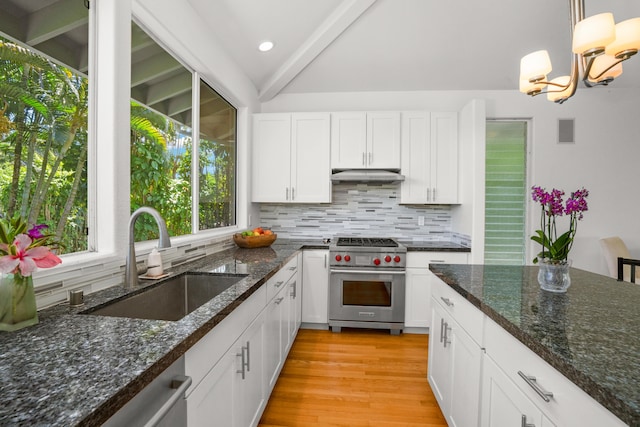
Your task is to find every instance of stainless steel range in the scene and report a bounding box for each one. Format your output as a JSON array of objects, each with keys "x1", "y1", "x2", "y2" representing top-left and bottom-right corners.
[{"x1": 329, "y1": 237, "x2": 406, "y2": 335}]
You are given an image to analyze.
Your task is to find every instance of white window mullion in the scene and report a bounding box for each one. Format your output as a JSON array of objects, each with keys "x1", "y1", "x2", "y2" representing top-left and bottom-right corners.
[{"x1": 191, "y1": 72, "x2": 201, "y2": 233}]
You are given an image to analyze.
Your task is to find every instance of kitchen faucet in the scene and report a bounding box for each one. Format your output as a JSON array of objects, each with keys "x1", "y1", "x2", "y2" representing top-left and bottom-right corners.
[{"x1": 125, "y1": 207, "x2": 171, "y2": 288}]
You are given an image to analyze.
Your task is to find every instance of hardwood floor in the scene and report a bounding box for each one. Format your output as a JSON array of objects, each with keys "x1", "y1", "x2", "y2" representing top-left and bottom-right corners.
[{"x1": 258, "y1": 328, "x2": 447, "y2": 427}]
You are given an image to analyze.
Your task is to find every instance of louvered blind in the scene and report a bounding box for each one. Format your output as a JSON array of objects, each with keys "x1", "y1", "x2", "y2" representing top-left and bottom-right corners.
[{"x1": 484, "y1": 121, "x2": 527, "y2": 265}]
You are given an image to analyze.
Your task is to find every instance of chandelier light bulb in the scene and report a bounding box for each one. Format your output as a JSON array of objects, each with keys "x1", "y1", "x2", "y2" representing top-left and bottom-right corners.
[
  {"x1": 572, "y1": 12, "x2": 615, "y2": 57},
  {"x1": 588, "y1": 54, "x2": 623, "y2": 82},
  {"x1": 520, "y1": 50, "x2": 552, "y2": 82},
  {"x1": 605, "y1": 18, "x2": 640, "y2": 58},
  {"x1": 547, "y1": 76, "x2": 572, "y2": 102}
]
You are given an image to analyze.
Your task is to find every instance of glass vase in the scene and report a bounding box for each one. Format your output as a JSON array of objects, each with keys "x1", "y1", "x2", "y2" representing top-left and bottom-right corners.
[
  {"x1": 537, "y1": 259, "x2": 571, "y2": 293},
  {"x1": 0, "y1": 273, "x2": 39, "y2": 332}
]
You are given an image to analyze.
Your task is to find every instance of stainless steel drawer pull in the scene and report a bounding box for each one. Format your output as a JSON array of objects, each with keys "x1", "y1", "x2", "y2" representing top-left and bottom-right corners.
[
  {"x1": 443, "y1": 322, "x2": 451, "y2": 348},
  {"x1": 245, "y1": 341, "x2": 251, "y2": 373},
  {"x1": 521, "y1": 415, "x2": 535, "y2": 427},
  {"x1": 274, "y1": 280, "x2": 284, "y2": 288},
  {"x1": 143, "y1": 375, "x2": 192, "y2": 427},
  {"x1": 236, "y1": 346, "x2": 247, "y2": 379},
  {"x1": 440, "y1": 297, "x2": 454, "y2": 307},
  {"x1": 275, "y1": 297, "x2": 284, "y2": 305},
  {"x1": 440, "y1": 318, "x2": 445, "y2": 343},
  {"x1": 290, "y1": 281, "x2": 297, "y2": 298},
  {"x1": 518, "y1": 371, "x2": 554, "y2": 402}
]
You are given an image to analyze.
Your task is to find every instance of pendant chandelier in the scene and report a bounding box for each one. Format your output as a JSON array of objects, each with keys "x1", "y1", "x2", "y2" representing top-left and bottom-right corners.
[{"x1": 519, "y1": 0, "x2": 640, "y2": 103}]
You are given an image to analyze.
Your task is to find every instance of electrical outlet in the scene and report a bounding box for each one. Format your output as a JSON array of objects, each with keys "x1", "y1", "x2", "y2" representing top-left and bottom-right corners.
[{"x1": 418, "y1": 216, "x2": 425, "y2": 226}]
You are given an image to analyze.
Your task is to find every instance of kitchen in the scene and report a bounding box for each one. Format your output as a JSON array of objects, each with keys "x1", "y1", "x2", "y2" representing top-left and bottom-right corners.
[{"x1": 1, "y1": 0, "x2": 640, "y2": 426}]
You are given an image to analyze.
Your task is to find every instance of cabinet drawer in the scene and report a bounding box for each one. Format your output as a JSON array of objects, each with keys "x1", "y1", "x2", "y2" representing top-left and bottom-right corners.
[
  {"x1": 407, "y1": 251, "x2": 468, "y2": 267},
  {"x1": 266, "y1": 257, "x2": 298, "y2": 302},
  {"x1": 431, "y1": 276, "x2": 483, "y2": 345},
  {"x1": 484, "y1": 317, "x2": 626, "y2": 427}
]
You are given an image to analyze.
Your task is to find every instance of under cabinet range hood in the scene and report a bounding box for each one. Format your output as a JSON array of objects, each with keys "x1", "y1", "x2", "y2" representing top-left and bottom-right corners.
[{"x1": 331, "y1": 169, "x2": 405, "y2": 183}]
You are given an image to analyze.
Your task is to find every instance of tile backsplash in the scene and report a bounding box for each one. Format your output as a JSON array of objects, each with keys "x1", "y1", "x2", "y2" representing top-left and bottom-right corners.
[{"x1": 259, "y1": 182, "x2": 469, "y2": 244}]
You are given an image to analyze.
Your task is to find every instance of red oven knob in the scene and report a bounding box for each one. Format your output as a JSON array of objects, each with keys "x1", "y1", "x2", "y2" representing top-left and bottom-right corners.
[
  {"x1": 384, "y1": 255, "x2": 391, "y2": 263},
  {"x1": 394, "y1": 256, "x2": 401, "y2": 263},
  {"x1": 335, "y1": 255, "x2": 342, "y2": 261},
  {"x1": 344, "y1": 255, "x2": 351, "y2": 262},
  {"x1": 373, "y1": 258, "x2": 381, "y2": 265}
]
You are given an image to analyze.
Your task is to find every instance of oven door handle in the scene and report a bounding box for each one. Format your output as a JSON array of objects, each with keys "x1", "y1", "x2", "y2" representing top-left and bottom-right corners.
[{"x1": 330, "y1": 268, "x2": 406, "y2": 275}]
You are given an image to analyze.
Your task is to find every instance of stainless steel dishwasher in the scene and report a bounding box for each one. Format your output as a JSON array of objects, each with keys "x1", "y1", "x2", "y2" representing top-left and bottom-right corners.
[{"x1": 102, "y1": 356, "x2": 191, "y2": 427}]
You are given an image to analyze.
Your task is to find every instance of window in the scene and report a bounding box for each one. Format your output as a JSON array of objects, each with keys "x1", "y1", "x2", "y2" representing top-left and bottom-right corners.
[
  {"x1": 0, "y1": 1, "x2": 90, "y2": 254},
  {"x1": 198, "y1": 81, "x2": 236, "y2": 230},
  {"x1": 484, "y1": 121, "x2": 527, "y2": 265},
  {"x1": 130, "y1": 22, "x2": 237, "y2": 241}
]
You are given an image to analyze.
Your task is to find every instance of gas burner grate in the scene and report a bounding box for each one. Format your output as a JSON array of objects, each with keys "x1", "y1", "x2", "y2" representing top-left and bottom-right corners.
[{"x1": 336, "y1": 237, "x2": 398, "y2": 248}]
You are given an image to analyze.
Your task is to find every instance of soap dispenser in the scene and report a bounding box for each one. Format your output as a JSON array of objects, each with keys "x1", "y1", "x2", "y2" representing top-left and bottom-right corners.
[{"x1": 147, "y1": 248, "x2": 163, "y2": 277}]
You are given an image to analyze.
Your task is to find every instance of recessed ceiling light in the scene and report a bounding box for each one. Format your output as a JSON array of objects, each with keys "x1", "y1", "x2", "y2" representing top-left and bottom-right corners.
[{"x1": 258, "y1": 41, "x2": 274, "y2": 52}]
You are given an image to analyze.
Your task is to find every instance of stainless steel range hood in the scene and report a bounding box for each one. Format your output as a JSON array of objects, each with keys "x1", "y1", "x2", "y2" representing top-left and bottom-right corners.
[{"x1": 331, "y1": 169, "x2": 405, "y2": 183}]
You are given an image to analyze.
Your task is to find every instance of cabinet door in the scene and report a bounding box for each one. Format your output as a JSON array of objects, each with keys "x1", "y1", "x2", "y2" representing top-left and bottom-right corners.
[
  {"x1": 400, "y1": 111, "x2": 431, "y2": 203},
  {"x1": 367, "y1": 111, "x2": 401, "y2": 169},
  {"x1": 430, "y1": 112, "x2": 458, "y2": 204},
  {"x1": 428, "y1": 300, "x2": 451, "y2": 411},
  {"x1": 252, "y1": 114, "x2": 292, "y2": 202},
  {"x1": 187, "y1": 350, "x2": 237, "y2": 427},
  {"x1": 301, "y1": 250, "x2": 329, "y2": 324},
  {"x1": 236, "y1": 314, "x2": 266, "y2": 427},
  {"x1": 291, "y1": 113, "x2": 331, "y2": 203},
  {"x1": 330, "y1": 112, "x2": 367, "y2": 169},
  {"x1": 480, "y1": 355, "x2": 550, "y2": 427},
  {"x1": 264, "y1": 288, "x2": 286, "y2": 392},
  {"x1": 448, "y1": 317, "x2": 483, "y2": 427},
  {"x1": 287, "y1": 269, "x2": 301, "y2": 349},
  {"x1": 404, "y1": 268, "x2": 432, "y2": 328}
]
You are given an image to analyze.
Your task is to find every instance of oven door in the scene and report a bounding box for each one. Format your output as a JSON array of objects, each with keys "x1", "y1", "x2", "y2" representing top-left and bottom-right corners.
[{"x1": 329, "y1": 268, "x2": 405, "y2": 323}]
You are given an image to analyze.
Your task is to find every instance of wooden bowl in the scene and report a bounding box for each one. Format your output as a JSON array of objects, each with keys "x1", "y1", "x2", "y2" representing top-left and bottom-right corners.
[{"x1": 233, "y1": 233, "x2": 277, "y2": 248}]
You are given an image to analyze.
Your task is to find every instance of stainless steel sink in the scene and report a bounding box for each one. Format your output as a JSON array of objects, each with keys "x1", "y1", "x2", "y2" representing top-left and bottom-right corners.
[{"x1": 84, "y1": 273, "x2": 247, "y2": 321}]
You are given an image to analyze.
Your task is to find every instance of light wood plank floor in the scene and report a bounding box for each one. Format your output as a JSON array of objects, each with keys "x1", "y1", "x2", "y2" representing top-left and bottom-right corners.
[{"x1": 258, "y1": 328, "x2": 447, "y2": 427}]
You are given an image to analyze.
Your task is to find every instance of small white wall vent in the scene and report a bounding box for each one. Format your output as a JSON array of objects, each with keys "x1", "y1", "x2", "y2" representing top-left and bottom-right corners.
[{"x1": 558, "y1": 118, "x2": 575, "y2": 144}]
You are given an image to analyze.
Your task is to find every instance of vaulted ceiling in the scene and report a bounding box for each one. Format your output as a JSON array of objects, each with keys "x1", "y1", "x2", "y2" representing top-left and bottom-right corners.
[{"x1": 2, "y1": 0, "x2": 640, "y2": 106}]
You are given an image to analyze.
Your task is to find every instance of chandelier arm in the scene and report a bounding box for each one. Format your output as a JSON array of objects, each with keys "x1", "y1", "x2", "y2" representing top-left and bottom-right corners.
[{"x1": 582, "y1": 55, "x2": 624, "y2": 87}]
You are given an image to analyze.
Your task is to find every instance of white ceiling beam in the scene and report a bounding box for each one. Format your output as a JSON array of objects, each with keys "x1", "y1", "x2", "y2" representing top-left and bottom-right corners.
[
  {"x1": 145, "y1": 72, "x2": 192, "y2": 105},
  {"x1": 258, "y1": 0, "x2": 377, "y2": 102},
  {"x1": 131, "y1": 53, "x2": 183, "y2": 86},
  {"x1": 26, "y1": 0, "x2": 88, "y2": 46}
]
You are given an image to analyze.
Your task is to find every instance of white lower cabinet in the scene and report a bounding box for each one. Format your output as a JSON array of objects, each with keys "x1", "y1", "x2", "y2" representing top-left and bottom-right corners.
[
  {"x1": 483, "y1": 316, "x2": 626, "y2": 427},
  {"x1": 405, "y1": 252, "x2": 469, "y2": 329},
  {"x1": 429, "y1": 290, "x2": 482, "y2": 427},
  {"x1": 187, "y1": 312, "x2": 265, "y2": 427},
  {"x1": 481, "y1": 354, "x2": 556, "y2": 427},
  {"x1": 429, "y1": 276, "x2": 627, "y2": 427},
  {"x1": 264, "y1": 281, "x2": 289, "y2": 392},
  {"x1": 185, "y1": 256, "x2": 300, "y2": 427},
  {"x1": 301, "y1": 249, "x2": 329, "y2": 325}
]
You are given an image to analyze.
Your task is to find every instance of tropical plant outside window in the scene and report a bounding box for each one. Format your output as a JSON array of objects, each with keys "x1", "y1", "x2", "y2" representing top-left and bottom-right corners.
[
  {"x1": 0, "y1": 36, "x2": 89, "y2": 254},
  {"x1": 130, "y1": 22, "x2": 236, "y2": 242}
]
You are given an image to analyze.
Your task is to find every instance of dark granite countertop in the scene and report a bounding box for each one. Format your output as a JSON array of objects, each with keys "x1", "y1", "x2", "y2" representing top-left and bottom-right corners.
[
  {"x1": 429, "y1": 264, "x2": 640, "y2": 426},
  {"x1": 0, "y1": 240, "x2": 307, "y2": 427},
  {"x1": 397, "y1": 240, "x2": 470, "y2": 252}
]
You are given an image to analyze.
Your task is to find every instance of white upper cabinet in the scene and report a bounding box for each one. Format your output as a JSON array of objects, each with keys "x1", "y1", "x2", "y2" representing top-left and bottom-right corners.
[
  {"x1": 400, "y1": 111, "x2": 459, "y2": 204},
  {"x1": 330, "y1": 111, "x2": 400, "y2": 170},
  {"x1": 252, "y1": 113, "x2": 331, "y2": 203}
]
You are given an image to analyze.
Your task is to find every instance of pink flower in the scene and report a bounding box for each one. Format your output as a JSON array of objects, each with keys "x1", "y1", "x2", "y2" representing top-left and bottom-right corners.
[{"x1": 0, "y1": 234, "x2": 61, "y2": 277}]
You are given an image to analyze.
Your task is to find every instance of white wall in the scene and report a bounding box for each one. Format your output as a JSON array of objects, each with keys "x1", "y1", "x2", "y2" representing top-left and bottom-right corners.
[{"x1": 261, "y1": 88, "x2": 640, "y2": 276}]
